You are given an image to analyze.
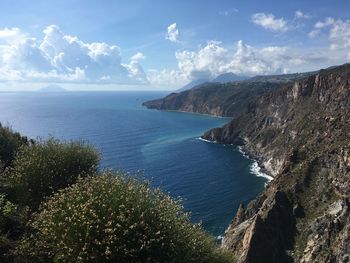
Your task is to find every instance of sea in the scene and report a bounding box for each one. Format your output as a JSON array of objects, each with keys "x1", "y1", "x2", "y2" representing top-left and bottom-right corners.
[{"x1": 0, "y1": 91, "x2": 271, "y2": 238}]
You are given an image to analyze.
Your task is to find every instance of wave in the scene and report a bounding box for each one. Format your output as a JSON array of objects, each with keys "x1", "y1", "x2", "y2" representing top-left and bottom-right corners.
[
  {"x1": 249, "y1": 161, "x2": 274, "y2": 182},
  {"x1": 238, "y1": 146, "x2": 273, "y2": 182},
  {"x1": 237, "y1": 146, "x2": 250, "y2": 159},
  {"x1": 197, "y1": 137, "x2": 218, "y2": 143},
  {"x1": 200, "y1": 140, "x2": 273, "y2": 183}
]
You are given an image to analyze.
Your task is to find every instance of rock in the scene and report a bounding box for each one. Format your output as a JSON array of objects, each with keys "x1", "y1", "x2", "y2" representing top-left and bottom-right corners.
[{"x1": 211, "y1": 63, "x2": 350, "y2": 262}]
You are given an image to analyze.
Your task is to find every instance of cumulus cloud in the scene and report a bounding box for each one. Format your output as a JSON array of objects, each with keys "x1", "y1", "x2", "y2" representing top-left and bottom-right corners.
[
  {"x1": 0, "y1": 27, "x2": 28, "y2": 44},
  {"x1": 148, "y1": 40, "x2": 333, "y2": 87},
  {"x1": 251, "y1": 13, "x2": 288, "y2": 32},
  {"x1": 166, "y1": 23, "x2": 179, "y2": 43},
  {"x1": 0, "y1": 25, "x2": 148, "y2": 84},
  {"x1": 123, "y1": 52, "x2": 147, "y2": 82}
]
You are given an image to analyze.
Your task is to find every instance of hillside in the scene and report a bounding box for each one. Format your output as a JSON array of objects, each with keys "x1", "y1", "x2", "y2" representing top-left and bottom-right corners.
[
  {"x1": 202, "y1": 64, "x2": 350, "y2": 262},
  {"x1": 175, "y1": 78, "x2": 210, "y2": 92},
  {"x1": 212, "y1": 73, "x2": 249, "y2": 83},
  {"x1": 143, "y1": 82, "x2": 282, "y2": 117},
  {"x1": 143, "y1": 71, "x2": 316, "y2": 118},
  {"x1": 246, "y1": 71, "x2": 317, "y2": 83},
  {"x1": 175, "y1": 73, "x2": 248, "y2": 93}
]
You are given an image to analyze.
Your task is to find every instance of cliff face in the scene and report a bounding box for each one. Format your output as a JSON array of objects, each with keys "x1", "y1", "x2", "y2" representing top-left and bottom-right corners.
[
  {"x1": 143, "y1": 82, "x2": 281, "y2": 117},
  {"x1": 203, "y1": 64, "x2": 350, "y2": 262}
]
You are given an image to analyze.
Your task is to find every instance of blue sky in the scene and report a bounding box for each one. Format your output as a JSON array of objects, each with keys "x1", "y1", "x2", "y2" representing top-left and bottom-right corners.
[{"x1": 0, "y1": 0, "x2": 350, "y2": 90}]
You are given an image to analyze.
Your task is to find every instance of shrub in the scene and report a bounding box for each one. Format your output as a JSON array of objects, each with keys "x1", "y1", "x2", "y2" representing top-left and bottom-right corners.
[
  {"x1": 6, "y1": 138, "x2": 100, "y2": 210},
  {"x1": 0, "y1": 193, "x2": 28, "y2": 261},
  {"x1": 21, "y1": 172, "x2": 234, "y2": 263},
  {"x1": 0, "y1": 124, "x2": 30, "y2": 169}
]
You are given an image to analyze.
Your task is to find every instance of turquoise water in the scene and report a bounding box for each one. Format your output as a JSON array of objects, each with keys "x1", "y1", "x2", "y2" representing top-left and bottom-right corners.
[{"x1": 0, "y1": 91, "x2": 268, "y2": 237}]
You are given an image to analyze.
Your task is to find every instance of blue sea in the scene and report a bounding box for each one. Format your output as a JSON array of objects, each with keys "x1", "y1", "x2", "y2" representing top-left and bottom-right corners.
[{"x1": 0, "y1": 91, "x2": 268, "y2": 237}]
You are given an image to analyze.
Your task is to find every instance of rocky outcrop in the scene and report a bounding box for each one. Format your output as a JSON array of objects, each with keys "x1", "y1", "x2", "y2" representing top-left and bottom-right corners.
[
  {"x1": 143, "y1": 82, "x2": 281, "y2": 117},
  {"x1": 223, "y1": 191, "x2": 295, "y2": 263},
  {"x1": 202, "y1": 64, "x2": 350, "y2": 262}
]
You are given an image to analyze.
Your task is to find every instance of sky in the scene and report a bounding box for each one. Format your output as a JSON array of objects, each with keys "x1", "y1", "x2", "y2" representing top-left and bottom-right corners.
[{"x1": 1, "y1": 0, "x2": 350, "y2": 91}]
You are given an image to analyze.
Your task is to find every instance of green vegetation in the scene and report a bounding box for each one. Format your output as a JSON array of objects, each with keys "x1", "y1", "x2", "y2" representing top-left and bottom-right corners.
[
  {"x1": 20, "y1": 173, "x2": 233, "y2": 262},
  {"x1": 143, "y1": 81, "x2": 282, "y2": 117},
  {"x1": 0, "y1": 192, "x2": 26, "y2": 260},
  {"x1": 0, "y1": 124, "x2": 31, "y2": 169},
  {"x1": 0, "y1": 124, "x2": 234, "y2": 262},
  {"x1": 5, "y1": 138, "x2": 100, "y2": 210}
]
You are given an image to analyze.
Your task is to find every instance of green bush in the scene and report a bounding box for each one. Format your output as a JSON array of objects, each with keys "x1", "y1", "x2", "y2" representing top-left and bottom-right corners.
[
  {"x1": 0, "y1": 124, "x2": 30, "y2": 169},
  {"x1": 21, "y1": 173, "x2": 234, "y2": 263},
  {"x1": 6, "y1": 138, "x2": 100, "y2": 210},
  {"x1": 0, "y1": 193, "x2": 28, "y2": 261}
]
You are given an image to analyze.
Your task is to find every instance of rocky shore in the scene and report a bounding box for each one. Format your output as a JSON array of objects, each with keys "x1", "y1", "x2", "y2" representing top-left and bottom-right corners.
[
  {"x1": 144, "y1": 64, "x2": 350, "y2": 262},
  {"x1": 202, "y1": 64, "x2": 350, "y2": 262}
]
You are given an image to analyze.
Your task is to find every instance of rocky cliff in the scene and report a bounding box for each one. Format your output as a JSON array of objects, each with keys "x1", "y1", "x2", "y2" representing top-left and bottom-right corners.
[
  {"x1": 143, "y1": 82, "x2": 281, "y2": 117},
  {"x1": 202, "y1": 64, "x2": 350, "y2": 262}
]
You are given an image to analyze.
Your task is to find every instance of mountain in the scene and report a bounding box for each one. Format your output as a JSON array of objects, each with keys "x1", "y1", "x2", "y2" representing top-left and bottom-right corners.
[
  {"x1": 175, "y1": 78, "x2": 210, "y2": 92},
  {"x1": 143, "y1": 81, "x2": 282, "y2": 117},
  {"x1": 246, "y1": 71, "x2": 317, "y2": 83},
  {"x1": 38, "y1": 85, "x2": 66, "y2": 92},
  {"x1": 144, "y1": 71, "x2": 318, "y2": 118},
  {"x1": 175, "y1": 72, "x2": 313, "y2": 93},
  {"x1": 212, "y1": 72, "x2": 249, "y2": 83},
  {"x1": 202, "y1": 64, "x2": 350, "y2": 262}
]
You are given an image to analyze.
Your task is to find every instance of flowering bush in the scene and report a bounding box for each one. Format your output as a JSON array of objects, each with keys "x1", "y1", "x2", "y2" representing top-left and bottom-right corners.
[
  {"x1": 6, "y1": 138, "x2": 100, "y2": 210},
  {"x1": 21, "y1": 172, "x2": 234, "y2": 263}
]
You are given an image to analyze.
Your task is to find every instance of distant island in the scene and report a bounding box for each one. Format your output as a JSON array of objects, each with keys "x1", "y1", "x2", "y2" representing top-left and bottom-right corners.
[{"x1": 37, "y1": 84, "x2": 67, "y2": 92}]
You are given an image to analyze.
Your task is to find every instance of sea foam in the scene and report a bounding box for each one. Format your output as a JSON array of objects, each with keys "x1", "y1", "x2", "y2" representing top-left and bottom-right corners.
[
  {"x1": 249, "y1": 161, "x2": 273, "y2": 182},
  {"x1": 197, "y1": 137, "x2": 218, "y2": 143},
  {"x1": 237, "y1": 146, "x2": 249, "y2": 159},
  {"x1": 238, "y1": 146, "x2": 273, "y2": 182}
]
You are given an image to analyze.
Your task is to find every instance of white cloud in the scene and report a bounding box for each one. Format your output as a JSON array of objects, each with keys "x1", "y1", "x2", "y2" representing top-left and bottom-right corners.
[
  {"x1": 308, "y1": 17, "x2": 350, "y2": 53},
  {"x1": 175, "y1": 41, "x2": 228, "y2": 80},
  {"x1": 329, "y1": 20, "x2": 350, "y2": 50},
  {"x1": 0, "y1": 27, "x2": 28, "y2": 45},
  {"x1": 123, "y1": 52, "x2": 147, "y2": 82},
  {"x1": 148, "y1": 40, "x2": 335, "y2": 88},
  {"x1": 251, "y1": 13, "x2": 288, "y2": 32},
  {"x1": 315, "y1": 17, "x2": 335, "y2": 29},
  {"x1": 295, "y1": 10, "x2": 311, "y2": 19},
  {"x1": 147, "y1": 69, "x2": 186, "y2": 87},
  {"x1": 308, "y1": 30, "x2": 319, "y2": 38},
  {"x1": 0, "y1": 25, "x2": 148, "y2": 84},
  {"x1": 166, "y1": 23, "x2": 179, "y2": 43},
  {"x1": 308, "y1": 17, "x2": 335, "y2": 38},
  {"x1": 175, "y1": 40, "x2": 294, "y2": 78},
  {"x1": 219, "y1": 9, "x2": 239, "y2": 16}
]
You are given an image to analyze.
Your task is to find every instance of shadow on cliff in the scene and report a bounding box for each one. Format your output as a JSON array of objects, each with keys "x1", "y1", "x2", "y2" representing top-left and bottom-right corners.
[{"x1": 245, "y1": 191, "x2": 297, "y2": 263}]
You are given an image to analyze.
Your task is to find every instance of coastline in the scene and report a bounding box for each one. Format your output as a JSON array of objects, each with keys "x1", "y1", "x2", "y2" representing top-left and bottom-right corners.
[
  {"x1": 198, "y1": 137, "x2": 274, "y2": 182},
  {"x1": 143, "y1": 106, "x2": 233, "y2": 119},
  {"x1": 198, "y1": 137, "x2": 218, "y2": 143},
  {"x1": 237, "y1": 146, "x2": 274, "y2": 182}
]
